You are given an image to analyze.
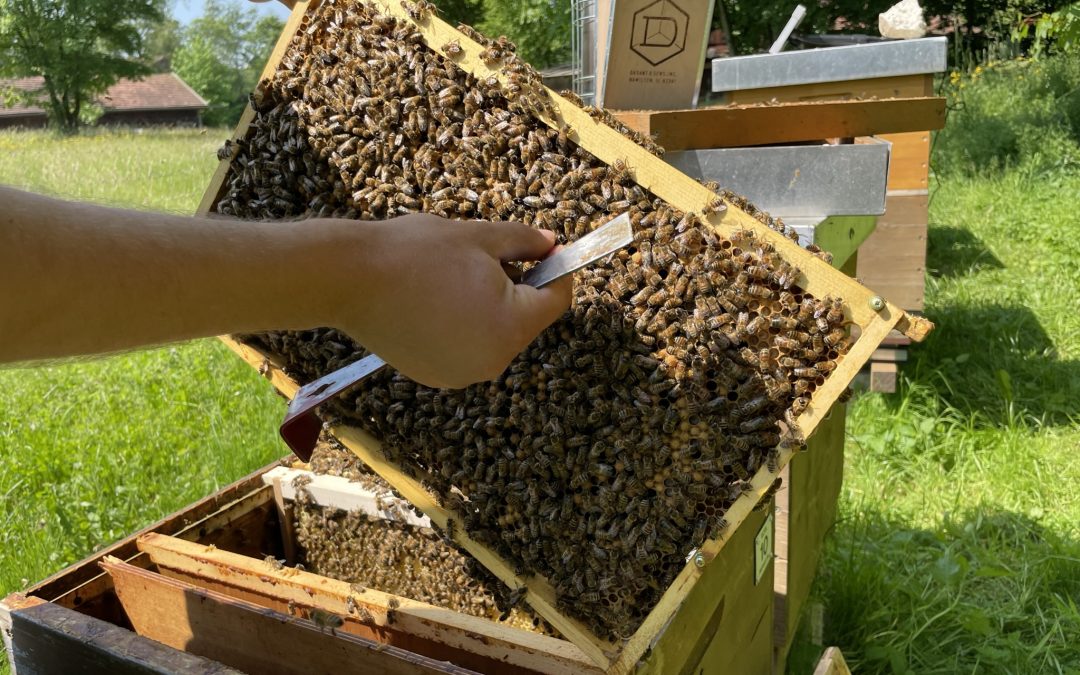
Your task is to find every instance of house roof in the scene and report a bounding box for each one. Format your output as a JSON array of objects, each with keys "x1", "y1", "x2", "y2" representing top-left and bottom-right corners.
[{"x1": 0, "y1": 73, "x2": 207, "y2": 118}]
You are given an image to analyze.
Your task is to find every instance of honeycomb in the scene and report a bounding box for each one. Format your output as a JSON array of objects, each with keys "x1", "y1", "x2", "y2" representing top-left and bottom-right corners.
[{"x1": 219, "y1": 0, "x2": 851, "y2": 638}]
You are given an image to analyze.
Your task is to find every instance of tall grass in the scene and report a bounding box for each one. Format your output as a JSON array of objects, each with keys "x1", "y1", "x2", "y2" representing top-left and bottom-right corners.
[
  {"x1": 0, "y1": 127, "x2": 224, "y2": 212},
  {"x1": 934, "y1": 56, "x2": 1080, "y2": 177},
  {"x1": 797, "y1": 54, "x2": 1080, "y2": 674},
  {"x1": 0, "y1": 128, "x2": 286, "y2": 599}
]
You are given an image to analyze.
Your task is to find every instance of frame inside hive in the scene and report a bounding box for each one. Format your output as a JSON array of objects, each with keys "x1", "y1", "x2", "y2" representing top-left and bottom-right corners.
[{"x1": 198, "y1": 1, "x2": 933, "y2": 669}]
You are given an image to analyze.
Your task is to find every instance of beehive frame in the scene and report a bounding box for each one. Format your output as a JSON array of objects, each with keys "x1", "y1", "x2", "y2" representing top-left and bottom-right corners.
[{"x1": 199, "y1": 1, "x2": 933, "y2": 669}]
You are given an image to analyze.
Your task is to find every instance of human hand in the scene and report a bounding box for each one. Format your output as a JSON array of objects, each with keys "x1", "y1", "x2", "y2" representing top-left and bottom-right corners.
[
  {"x1": 247, "y1": 0, "x2": 295, "y2": 8},
  {"x1": 315, "y1": 214, "x2": 572, "y2": 389}
]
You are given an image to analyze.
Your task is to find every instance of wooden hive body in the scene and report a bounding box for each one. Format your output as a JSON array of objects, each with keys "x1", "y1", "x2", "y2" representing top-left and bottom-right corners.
[{"x1": 199, "y1": 0, "x2": 932, "y2": 669}]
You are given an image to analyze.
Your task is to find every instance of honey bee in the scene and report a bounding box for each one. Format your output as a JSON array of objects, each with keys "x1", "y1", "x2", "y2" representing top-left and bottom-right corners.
[
  {"x1": 746, "y1": 283, "x2": 773, "y2": 299},
  {"x1": 216, "y1": 139, "x2": 234, "y2": 161},
  {"x1": 479, "y1": 46, "x2": 503, "y2": 65},
  {"x1": 309, "y1": 608, "x2": 344, "y2": 635},
  {"x1": 764, "y1": 377, "x2": 792, "y2": 400},
  {"x1": 778, "y1": 292, "x2": 797, "y2": 310},
  {"x1": 815, "y1": 360, "x2": 837, "y2": 375},
  {"x1": 790, "y1": 396, "x2": 809, "y2": 416},
  {"x1": 754, "y1": 477, "x2": 783, "y2": 511},
  {"x1": 824, "y1": 328, "x2": 848, "y2": 347},
  {"x1": 401, "y1": 0, "x2": 436, "y2": 20},
  {"x1": 776, "y1": 263, "x2": 798, "y2": 289},
  {"x1": 734, "y1": 394, "x2": 769, "y2": 418},
  {"x1": 437, "y1": 39, "x2": 463, "y2": 57},
  {"x1": 703, "y1": 197, "x2": 727, "y2": 216},
  {"x1": 610, "y1": 158, "x2": 633, "y2": 183}
]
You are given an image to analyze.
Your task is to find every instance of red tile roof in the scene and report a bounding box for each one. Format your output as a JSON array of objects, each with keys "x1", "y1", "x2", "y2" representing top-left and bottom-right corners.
[{"x1": 0, "y1": 73, "x2": 207, "y2": 118}]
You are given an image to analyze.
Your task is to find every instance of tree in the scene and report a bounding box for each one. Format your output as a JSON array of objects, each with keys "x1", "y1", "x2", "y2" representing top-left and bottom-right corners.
[
  {"x1": 0, "y1": 0, "x2": 165, "y2": 132},
  {"x1": 1014, "y1": 2, "x2": 1080, "y2": 54},
  {"x1": 139, "y1": 14, "x2": 183, "y2": 72},
  {"x1": 481, "y1": 0, "x2": 572, "y2": 68},
  {"x1": 718, "y1": 0, "x2": 888, "y2": 55},
  {"x1": 172, "y1": 0, "x2": 284, "y2": 128},
  {"x1": 433, "y1": 0, "x2": 484, "y2": 26}
]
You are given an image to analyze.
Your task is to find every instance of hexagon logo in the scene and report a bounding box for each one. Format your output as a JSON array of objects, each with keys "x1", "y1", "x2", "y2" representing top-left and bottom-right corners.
[{"x1": 630, "y1": 0, "x2": 690, "y2": 67}]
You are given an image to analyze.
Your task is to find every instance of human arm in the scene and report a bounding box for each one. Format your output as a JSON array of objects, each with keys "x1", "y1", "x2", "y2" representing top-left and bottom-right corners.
[{"x1": 0, "y1": 186, "x2": 571, "y2": 388}]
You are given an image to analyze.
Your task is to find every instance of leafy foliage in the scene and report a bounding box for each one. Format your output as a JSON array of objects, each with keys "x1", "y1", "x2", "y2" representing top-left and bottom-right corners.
[
  {"x1": 139, "y1": 14, "x2": 183, "y2": 72},
  {"x1": 718, "y1": 0, "x2": 1072, "y2": 61},
  {"x1": 432, "y1": 0, "x2": 485, "y2": 26},
  {"x1": 480, "y1": 0, "x2": 571, "y2": 68},
  {"x1": 0, "y1": 0, "x2": 165, "y2": 132},
  {"x1": 936, "y1": 55, "x2": 1080, "y2": 176},
  {"x1": 172, "y1": 0, "x2": 283, "y2": 128},
  {"x1": 719, "y1": 0, "x2": 885, "y2": 55},
  {"x1": 1013, "y1": 2, "x2": 1080, "y2": 55}
]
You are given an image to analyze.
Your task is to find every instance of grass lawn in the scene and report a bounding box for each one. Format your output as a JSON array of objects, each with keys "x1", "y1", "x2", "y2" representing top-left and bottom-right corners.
[
  {"x1": 794, "y1": 57, "x2": 1080, "y2": 674},
  {"x1": 0, "y1": 128, "x2": 287, "y2": 602},
  {"x1": 796, "y1": 170, "x2": 1080, "y2": 674}
]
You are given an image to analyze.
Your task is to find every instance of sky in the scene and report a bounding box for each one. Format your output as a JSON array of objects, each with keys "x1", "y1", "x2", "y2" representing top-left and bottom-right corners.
[{"x1": 171, "y1": 0, "x2": 293, "y2": 25}]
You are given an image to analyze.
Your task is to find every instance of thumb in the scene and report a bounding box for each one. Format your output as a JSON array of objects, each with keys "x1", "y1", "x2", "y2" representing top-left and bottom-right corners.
[
  {"x1": 482, "y1": 221, "x2": 557, "y2": 262},
  {"x1": 505, "y1": 275, "x2": 573, "y2": 349}
]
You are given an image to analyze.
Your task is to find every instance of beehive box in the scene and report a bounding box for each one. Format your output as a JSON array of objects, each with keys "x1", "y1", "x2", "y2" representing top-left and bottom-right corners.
[
  {"x1": 1, "y1": 457, "x2": 777, "y2": 674},
  {"x1": 197, "y1": 0, "x2": 932, "y2": 670}
]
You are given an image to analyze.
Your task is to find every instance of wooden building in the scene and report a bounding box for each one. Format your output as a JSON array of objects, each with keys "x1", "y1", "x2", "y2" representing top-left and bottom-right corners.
[{"x1": 0, "y1": 73, "x2": 207, "y2": 129}]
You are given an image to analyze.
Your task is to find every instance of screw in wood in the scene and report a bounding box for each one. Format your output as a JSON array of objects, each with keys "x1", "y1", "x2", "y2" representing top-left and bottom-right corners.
[{"x1": 868, "y1": 296, "x2": 885, "y2": 312}]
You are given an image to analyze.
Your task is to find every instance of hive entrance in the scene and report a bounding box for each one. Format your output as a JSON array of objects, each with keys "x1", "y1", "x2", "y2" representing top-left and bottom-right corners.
[{"x1": 205, "y1": 0, "x2": 931, "y2": 667}]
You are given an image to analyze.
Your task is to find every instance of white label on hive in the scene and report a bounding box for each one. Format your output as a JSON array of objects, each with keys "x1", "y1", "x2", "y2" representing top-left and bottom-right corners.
[{"x1": 754, "y1": 510, "x2": 775, "y2": 585}]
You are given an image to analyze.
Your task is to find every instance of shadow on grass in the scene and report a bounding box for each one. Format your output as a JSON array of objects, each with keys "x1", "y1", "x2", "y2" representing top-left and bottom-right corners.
[
  {"x1": 905, "y1": 303, "x2": 1080, "y2": 426},
  {"x1": 789, "y1": 507, "x2": 1080, "y2": 674},
  {"x1": 926, "y1": 226, "x2": 1004, "y2": 279}
]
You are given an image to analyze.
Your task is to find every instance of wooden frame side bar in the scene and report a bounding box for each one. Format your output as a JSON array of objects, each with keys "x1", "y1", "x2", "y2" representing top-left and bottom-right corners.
[
  {"x1": 223, "y1": 336, "x2": 816, "y2": 672},
  {"x1": 101, "y1": 557, "x2": 469, "y2": 675},
  {"x1": 135, "y1": 534, "x2": 600, "y2": 675},
  {"x1": 612, "y1": 97, "x2": 947, "y2": 150}
]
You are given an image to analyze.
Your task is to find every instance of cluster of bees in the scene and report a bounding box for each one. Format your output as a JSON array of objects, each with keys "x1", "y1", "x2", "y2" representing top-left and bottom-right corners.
[
  {"x1": 294, "y1": 442, "x2": 549, "y2": 631},
  {"x1": 224, "y1": 0, "x2": 851, "y2": 639}
]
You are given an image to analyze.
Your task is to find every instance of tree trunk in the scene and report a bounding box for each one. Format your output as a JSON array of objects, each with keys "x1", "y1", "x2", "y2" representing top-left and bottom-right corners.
[{"x1": 59, "y1": 89, "x2": 78, "y2": 134}]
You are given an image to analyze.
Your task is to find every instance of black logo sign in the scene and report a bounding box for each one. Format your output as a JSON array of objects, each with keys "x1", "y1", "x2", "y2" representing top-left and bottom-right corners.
[{"x1": 630, "y1": 0, "x2": 690, "y2": 67}]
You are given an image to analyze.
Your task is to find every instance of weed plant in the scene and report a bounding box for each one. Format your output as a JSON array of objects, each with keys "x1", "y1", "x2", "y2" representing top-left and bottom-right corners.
[{"x1": 934, "y1": 56, "x2": 1080, "y2": 178}]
